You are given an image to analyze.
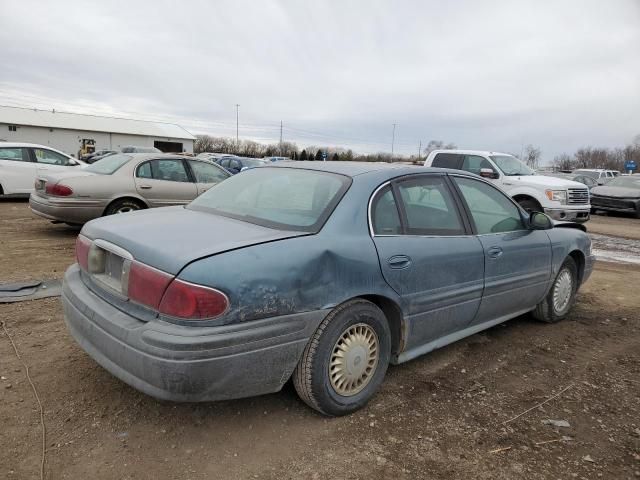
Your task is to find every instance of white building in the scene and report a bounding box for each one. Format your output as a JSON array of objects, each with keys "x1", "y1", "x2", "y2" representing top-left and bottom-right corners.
[{"x1": 0, "y1": 106, "x2": 195, "y2": 157}]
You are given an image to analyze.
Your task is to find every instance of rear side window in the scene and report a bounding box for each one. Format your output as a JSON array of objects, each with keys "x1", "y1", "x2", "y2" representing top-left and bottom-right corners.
[
  {"x1": 396, "y1": 176, "x2": 464, "y2": 236},
  {"x1": 431, "y1": 153, "x2": 462, "y2": 169},
  {"x1": 0, "y1": 147, "x2": 29, "y2": 162},
  {"x1": 141, "y1": 159, "x2": 190, "y2": 182},
  {"x1": 371, "y1": 186, "x2": 401, "y2": 235},
  {"x1": 453, "y1": 177, "x2": 524, "y2": 234}
]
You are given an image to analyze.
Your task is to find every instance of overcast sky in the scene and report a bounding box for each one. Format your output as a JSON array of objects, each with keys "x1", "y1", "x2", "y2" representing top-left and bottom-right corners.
[{"x1": 1, "y1": 0, "x2": 639, "y2": 161}]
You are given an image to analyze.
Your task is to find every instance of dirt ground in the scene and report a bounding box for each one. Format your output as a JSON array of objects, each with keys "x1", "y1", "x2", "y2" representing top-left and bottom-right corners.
[{"x1": 1, "y1": 199, "x2": 639, "y2": 480}]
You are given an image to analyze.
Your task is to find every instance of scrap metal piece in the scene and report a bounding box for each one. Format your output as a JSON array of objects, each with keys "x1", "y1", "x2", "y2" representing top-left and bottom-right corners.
[{"x1": 0, "y1": 279, "x2": 62, "y2": 303}]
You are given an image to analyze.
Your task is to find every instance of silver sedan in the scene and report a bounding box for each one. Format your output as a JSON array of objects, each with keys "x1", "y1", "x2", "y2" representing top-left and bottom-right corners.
[{"x1": 29, "y1": 153, "x2": 230, "y2": 225}]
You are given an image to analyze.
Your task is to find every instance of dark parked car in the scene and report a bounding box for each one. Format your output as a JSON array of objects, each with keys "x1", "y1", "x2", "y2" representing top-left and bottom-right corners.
[
  {"x1": 546, "y1": 173, "x2": 598, "y2": 191},
  {"x1": 590, "y1": 175, "x2": 640, "y2": 217},
  {"x1": 63, "y1": 162, "x2": 594, "y2": 416},
  {"x1": 218, "y1": 156, "x2": 268, "y2": 174},
  {"x1": 121, "y1": 146, "x2": 162, "y2": 153}
]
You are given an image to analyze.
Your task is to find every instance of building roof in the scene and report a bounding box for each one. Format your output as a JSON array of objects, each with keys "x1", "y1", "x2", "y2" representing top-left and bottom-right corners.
[{"x1": 0, "y1": 105, "x2": 195, "y2": 140}]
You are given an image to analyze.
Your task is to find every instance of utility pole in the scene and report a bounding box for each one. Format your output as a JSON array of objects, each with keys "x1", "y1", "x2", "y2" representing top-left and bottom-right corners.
[
  {"x1": 391, "y1": 123, "x2": 396, "y2": 162},
  {"x1": 417, "y1": 140, "x2": 422, "y2": 163},
  {"x1": 235, "y1": 104, "x2": 240, "y2": 146},
  {"x1": 279, "y1": 120, "x2": 283, "y2": 155}
]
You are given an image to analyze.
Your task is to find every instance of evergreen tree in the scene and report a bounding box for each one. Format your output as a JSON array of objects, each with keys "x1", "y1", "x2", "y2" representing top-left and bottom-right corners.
[
  {"x1": 300, "y1": 149, "x2": 308, "y2": 160},
  {"x1": 332, "y1": 152, "x2": 340, "y2": 161},
  {"x1": 315, "y1": 150, "x2": 323, "y2": 161}
]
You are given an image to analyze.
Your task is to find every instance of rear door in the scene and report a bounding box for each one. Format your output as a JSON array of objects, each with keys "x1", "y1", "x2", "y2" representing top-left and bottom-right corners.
[
  {"x1": 451, "y1": 175, "x2": 552, "y2": 324},
  {"x1": 187, "y1": 160, "x2": 230, "y2": 195},
  {"x1": 371, "y1": 174, "x2": 485, "y2": 353},
  {"x1": 134, "y1": 158, "x2": 197, "y2": 207},
  {"x1": 0, "y1": 147, "x2": 35, "y2": 194}
]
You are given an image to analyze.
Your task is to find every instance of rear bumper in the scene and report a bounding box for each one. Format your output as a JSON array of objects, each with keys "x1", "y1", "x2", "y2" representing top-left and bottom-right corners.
[
  {"x1": 29, "y1": 194, "x2": 105, "y2": 224},
  {"x1": 544, "y1": 208, "x2": 590, "y2": 223},
  {"x1": 62, "y1": 265, "x2": 328, "y2": 402}
]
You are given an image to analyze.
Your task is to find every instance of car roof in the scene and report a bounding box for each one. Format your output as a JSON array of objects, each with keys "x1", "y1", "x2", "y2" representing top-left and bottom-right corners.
[
  {"x1": 428, "y1": 149, "x2": 514, "y2": 157},
  {"x1": 268, "y1": 160, "x2": 457, "y2": 178}
]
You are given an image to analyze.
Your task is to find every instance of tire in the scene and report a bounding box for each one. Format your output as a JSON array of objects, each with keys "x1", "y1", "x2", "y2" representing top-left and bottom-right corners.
[
  {"x1": 293, "y1": 299, "x2": 391, "y2": 416},
  {"x1": 532, "y1": 257, "x2": 578, "y2": 323},
  {"x1": 517, "y1": 198, "x2": 543, "y2": 213},
  {"x1": 104, "y1": 198, "x2": 144, "y2": 216}
]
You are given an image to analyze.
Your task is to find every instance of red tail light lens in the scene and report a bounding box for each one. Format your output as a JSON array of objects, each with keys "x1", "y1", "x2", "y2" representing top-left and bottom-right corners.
[
  {"x1": 127, "y1": 261, "x2": 173, "y2": 309},
  {"x1": 45, "y1": 183, "x2": 73, "y2": 196},
  {"x1": 159, "y1": 280, "x2": 229, "y2": 320},
  {"x1": 75, "y1": 235, "x2": 91, "y2": 270}
]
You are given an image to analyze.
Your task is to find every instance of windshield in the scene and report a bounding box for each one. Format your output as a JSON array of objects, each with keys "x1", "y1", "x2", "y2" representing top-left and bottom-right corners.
[
  {"x1": 188, "y1": 167, "x2": 351, "y2": 232},
  {"x1": 606, "y1": 176, "x2": 640, "y2": 189},
  {"x1": 490, "y1": 155, "x2": 535, "y2": 176},
  {"x1": 84, "y1": 154, "x2": 131, "y2": 174}
]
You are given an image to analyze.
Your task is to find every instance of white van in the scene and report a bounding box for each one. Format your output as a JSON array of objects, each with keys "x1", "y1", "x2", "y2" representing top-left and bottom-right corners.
[{"x1": 424, "y1": 150, "x2": 591, "y2": 223}]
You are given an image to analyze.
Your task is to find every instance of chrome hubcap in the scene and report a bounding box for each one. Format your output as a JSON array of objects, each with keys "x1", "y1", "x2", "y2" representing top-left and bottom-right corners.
[
  {"x1": 553, "y1": 269, "x2": 573, "y2": 313},
  {"x1": 116, "y1": 206, "x2": 136, "y2": 214},
  {"x1": 329, "y1": 323, "x2": 379, "y2": 396}
]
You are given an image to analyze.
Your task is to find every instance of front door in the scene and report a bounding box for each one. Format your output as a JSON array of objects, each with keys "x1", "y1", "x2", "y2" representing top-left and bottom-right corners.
[
  {"x1": 370, "y1": 175, "x2": 485, "y2": 354},
  {"x1": 187, "y1": 159, "x2": 230, "y2": 196},
  {"x1": 134, "y1": 158, "x2": 197, "y2": 207},
  {"x1": 451, "y1": 176, "x2": 552, "y2": 324}
]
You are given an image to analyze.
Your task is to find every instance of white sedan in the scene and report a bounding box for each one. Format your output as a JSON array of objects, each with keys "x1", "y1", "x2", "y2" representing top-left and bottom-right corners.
[{"x1": 0, "y1": 143, "x2": 85, "y2": 197}]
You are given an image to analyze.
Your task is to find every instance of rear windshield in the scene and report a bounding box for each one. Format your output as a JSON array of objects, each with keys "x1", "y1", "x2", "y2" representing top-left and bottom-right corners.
[
  {"x1": 188, "y1": 167, "x2": 351, "y2": 232},
  {"x1": 84, "y1": 154, "x2": 131, "y2": 174}
]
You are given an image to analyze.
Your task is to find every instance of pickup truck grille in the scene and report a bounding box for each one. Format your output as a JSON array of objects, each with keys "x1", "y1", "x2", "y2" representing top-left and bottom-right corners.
[{"x1": 567, "y1": 188, "x2": 589, "y2": 205}]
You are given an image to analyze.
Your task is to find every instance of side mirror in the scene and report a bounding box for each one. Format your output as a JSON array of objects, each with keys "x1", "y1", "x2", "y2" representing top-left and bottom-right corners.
[
  {"x1": 529, "y1": 211, "x2": 553, "y2": 230},
  {"x1": 480, "y1": 168, "x2": 499, "y2": 179}
]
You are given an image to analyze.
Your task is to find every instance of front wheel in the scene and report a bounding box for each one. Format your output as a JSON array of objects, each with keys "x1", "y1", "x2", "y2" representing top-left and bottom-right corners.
[
  {"x1": 293, "y1": 299, "x2": 391, "y2": 416},
  {"x1": 517, "y1": 198, "x2": 543, "y2": 213},
  {"x1": 532, "y1": 257, "x2": 578, "y2": 323}
]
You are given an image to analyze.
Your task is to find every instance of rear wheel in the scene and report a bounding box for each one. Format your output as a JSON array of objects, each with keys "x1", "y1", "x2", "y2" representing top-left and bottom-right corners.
[
  {"x1": 293, "y1": 299, "x2": 391, "y2": 416},
  {"x1": 533, "y1": 257, "x2": 578, "y2": 323},
  {"x1": 104, "y1": 198, "x2": 144, "y2": 216},
  {"x1": 517, "y1": 197, "x2": 543, "y2": 214}
]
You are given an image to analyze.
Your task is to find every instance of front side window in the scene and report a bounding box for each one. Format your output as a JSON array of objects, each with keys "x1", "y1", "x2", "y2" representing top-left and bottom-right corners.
[
  {"x1": 453, "y1": 176, "x2": 525, "y2": 234},
  {"x1": 396, "y1": 176, "x2": 464, "y2": 235},
  {"x1": 461, "y1": 155, "x2": 496, "y2": 176},
  {"x1": 149, "y1": 159, "x2": 190, "y2": 182},
  {"x1": 371, "y1": 185, "x2": 401, "y2": 235},
  {"x1": 490, "y1": 155, "x2": 534, "y2": 176},
  {"x1": 189, "y1": 167, "x2": 350, "y2": 232},
  {"x1": 33, "y1": 148, "x2": 71, "y2": 166},
  {"x1": 0, "y1": 147, "x2": 28, "y2": 162},
  {"x1": 188, "y1": 160, "x2": 229, "y2": 183}
]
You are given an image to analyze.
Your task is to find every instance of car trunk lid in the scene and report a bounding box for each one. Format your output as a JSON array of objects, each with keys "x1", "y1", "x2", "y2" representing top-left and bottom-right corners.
[{"x1": 81, "y1": 206, "x2": 308, "y2": 274}]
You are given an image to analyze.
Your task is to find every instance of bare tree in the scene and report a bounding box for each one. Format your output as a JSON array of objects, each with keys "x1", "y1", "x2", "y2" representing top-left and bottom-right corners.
[{"x1": 523, "y1": 144, "x2": 541, "y2": 169}]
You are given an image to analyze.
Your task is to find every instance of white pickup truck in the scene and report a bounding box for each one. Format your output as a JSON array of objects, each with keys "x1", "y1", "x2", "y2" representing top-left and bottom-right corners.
[{"x1": 424, "y1": 150, "x2": 591, "y2": 223}]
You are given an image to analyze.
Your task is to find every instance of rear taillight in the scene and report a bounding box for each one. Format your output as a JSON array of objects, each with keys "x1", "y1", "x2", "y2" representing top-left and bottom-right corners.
[
  {"x1": 159, "y1": 280, "x2": 229, "y2": 320},
  {"x1": 45, "y1": 183, "x2": 73, "y2": 196},
  {"x1": 75, "y1": 235, "x2": 91, "y2": 270},
  {"x1": 127, "y1": 261, "x2": 173, "y2": 310}
]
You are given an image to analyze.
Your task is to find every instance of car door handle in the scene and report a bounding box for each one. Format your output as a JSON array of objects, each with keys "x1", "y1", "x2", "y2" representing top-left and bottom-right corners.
[
  {"x1": 387, "y1": 255, "x2": 412, "y2": 269},
  {"x1": 487, "y1": 246, "x2": 503, "y2": 259},
  {"x1": 139, "y1": 185, "x2": 152, "y2": 189}
]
